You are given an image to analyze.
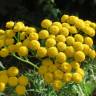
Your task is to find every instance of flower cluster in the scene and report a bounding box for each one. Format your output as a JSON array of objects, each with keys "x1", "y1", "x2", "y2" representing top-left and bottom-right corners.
[
  {"x1": 0, "y1": 14, "x2": 96, "y2": 91},
  {"x1": 38, "y1": 15, "x2": 96, "y2": 90},
  {"x1": 0, "y1": 21, "x2": 36, "y2": 57},
  {"x1": 0, "y1": 67, "x2": 28, "y2": 95}
]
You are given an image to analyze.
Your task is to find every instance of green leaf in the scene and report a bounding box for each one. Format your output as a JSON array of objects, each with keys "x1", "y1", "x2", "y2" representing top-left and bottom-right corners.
[{"x1": 0, "y1": 61, "x2": 5, "y2": 69}]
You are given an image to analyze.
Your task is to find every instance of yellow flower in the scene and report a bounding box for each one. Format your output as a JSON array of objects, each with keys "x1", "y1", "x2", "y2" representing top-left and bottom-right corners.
[
  {"x1": 61, "y1": 14, "x2": 69, "y2": 22},
  {"x1": 75, "y1": 19, "x2": 85, "y2": 30},
  {"x1": 39, "y1": 30, "x2": 49, "y2": 39},
  {"x1": 53, "y1": 80, "x2": 63, "y2": 91},
  {"x1": 66, "y1": 36, "x2": 75, "y2": 46},
  {"x1": 63, "y1": 73, "x2": 72, "y2": 82},
  {"x1": 54, "y1": 69, "x2": 63, "y2": 80},
  {"x1": 65, "y1": 46, "x2": 75, "y2": 58},
  {"x1": 57, "y1": 42, "x2": 66, "y2": 52},
  {"x1": 0, "y1": 29, "x2": 5, "y2": 35},
  {"x1": 69, "y1": 26, "x2": 77, "y2": 34},
  {"x1": 15, "y1": 85, "x2": 26, "y2": 95},
  {"x1": 72, "y1": 73, "x2": 83, "y2": 83},
  {"x1": 88, "y1": 49, "x2": 95, "y2": 59},
  {"x1": 74, "y1": 51, "x2": 85, "y2": 62},
  {"x1": 38, "y1": 65, "x2": 48, "y2": 75},
  {"x1": 83, "y1": 26, "x2": 95, "y2": 37},
  {"x1": 0, "y1": 48, "x2": 9, "y2": 57},
  {"x1": 59, "y1": 27, "x2": 69, "y2": 37},
  {"x1": 18, "y1": 75, "x2": 28, "y2": 86},
  {"x1": 0, "y1": 82, "x2": 5, "y2": 92},
  {"x1": 7, "y1": 66, "x2": 19, "y2": 77},
  {"x1": 25, "y1": 27, "x2": 37, "y2": 34},
  {"x1": 8, "y1": 44, "x2": 16, "y2": 53},
  {"x1": 85, "y1": 20, "x2": 91, "y2": 26},
  {"x1": 74, "y1": 34, "x2": 84, "y2": 43},
  {"x1": 56, "y1": 35, "x2": 66, "y2": 42},
  {"x1": 52, "y1": 22, "x2": 62, "y2": 29},
  {"x1": 88, "y1": 27, "x2": 95, "y2": 37},
  {"x1": 90, "y1": 22, "x2": 96, "y2": 29},
  {"x1": 71, "y1": 61, "x2": 80, "y2": 69},
  {"x1": 13, "y1": 21, "x2": 25, "y2": 32},
  {"x1": 76, "y1": 68, "x2": 84, "y2": 77},
  {"x1": 47, "y1": 47, "x2": 58, "y2": 57},
  {"x1": 48, "y1": 35, "x2": 55, "y2": 39},
  {"x1": 73, "y1": 42, "x2": 84, "y2": 51},
  {"x1": 20, "y1": 32, "x2": 26, "y2": 40},
  {"x1": 37, "y1": 47, "x2": 47, "y2": 58},
  {"x1": 8, "y1": 77, "x2": 18, "y2": 86},
  {"x1": 56, "y1": 52, "x2": 67, "y2": 64},
  {"x1": 0, "y1": 70, "x2": 7, "y2": 76},
  {"x1": 48, "y1": 64, "x2": 57, "y2": 73},
  {"x1": 15, "y1": 42, "x2": 22, "y2": 52},
  {"x1": 6, "y1": 21, "x2": 14, "y2": 28},
  {"x1": 44, "y1": 72, "x2": 53, "y2": 83},
  {"x1": 62, "y1": 23, "x2": 70, "y2": 29},
  {"x1": 49, "y1": 25, "x2": 59, "y2": 35},
  {"x1": 83, "y1": 44, "x2": 90, "y2": 55},
  {"x1": 67, "y1": 16, "x2": 78, "y2": 25},
  {"x1": 6, "y1": 29, "x2": 15, "y2": 38},
  {"x1": 45, "y1": 38, "x2": 56, "y2": 48},
  {"x1": 0, "y1": 39, "x2": 4, "y2": 48},
  {"x1": 29, "y1": 32, "x2": 39, "y2": 40},
  {"x1": 22, "y1": 39, "x2": 30, "y2": 47},
  {"x1": 85, "y1": 23, "x2": 90, "y2": 27},
  {"x1": 29, "y1": 40, "x2": 40, "y2": 50},
  {"x1": 0, "y1": 35, "x2": 5, "y2": 40},
  {"x1": 84, "y1": 37, "x2": 93, "y2": 47},
  {"x1": 42, "y1": 58, "x2": 53, "y2": 67},
  {"x1": 41, "y1": 19, "x2": 52, "y2": 28},
  {"x1": 0, "y1": 74, "x2": 8, "y2": 84},
  {"x1": 5, "y1": 38, "x2": 14, "y2": 46},
  {"x1": 18, "y1": 46, "x2": 28, "y2": 56},
  {"x1": 61, "y1": 62, "x2": 72, "y2": 72}
]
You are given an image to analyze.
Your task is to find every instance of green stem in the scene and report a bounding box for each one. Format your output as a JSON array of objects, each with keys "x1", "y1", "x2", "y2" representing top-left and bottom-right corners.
[
  {"x1": 17, "y1": 32, "x2": 20, "y2": 42},
  {"x1": 77, "y1": 84, "x2": 85, "y2": 96},
  {"x1": 12, "y1": 53, "x2": 39, "y2": 69},
  {"x1": 14, "y1": 36, "x2": 18, "y2": 41}
]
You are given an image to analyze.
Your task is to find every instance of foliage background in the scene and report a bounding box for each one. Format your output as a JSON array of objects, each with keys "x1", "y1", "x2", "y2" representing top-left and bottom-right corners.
[
  {"x1": 0, "y1": 0, "x2": 96, "y2": 24},
  {"x1": 0, "y1": 0, "x2": 96, "y2": 96}
]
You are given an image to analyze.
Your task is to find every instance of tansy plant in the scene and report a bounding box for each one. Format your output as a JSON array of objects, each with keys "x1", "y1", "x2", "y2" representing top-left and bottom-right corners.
[
  {"x1": 0, "y1": 14, "x2": 96, "y2": 93},
  {"x1": 0, "y1": 66, "x2": 28, "y2": 95}
]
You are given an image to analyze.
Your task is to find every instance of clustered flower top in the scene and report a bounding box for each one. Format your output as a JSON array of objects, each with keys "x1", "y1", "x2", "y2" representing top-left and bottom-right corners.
[
  {"x1": 0, "y1": 67, "x2": 28, "y2": 95},
  {"x1": 0, "y1": 14, "x2": 96, "y2": 91},
  {"x1": 38, "y1": 15, "x2": 96, "y2": 90}
]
